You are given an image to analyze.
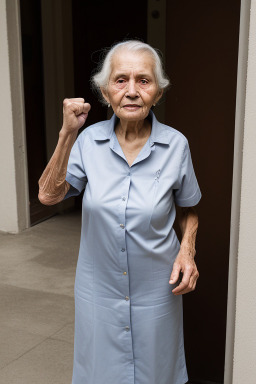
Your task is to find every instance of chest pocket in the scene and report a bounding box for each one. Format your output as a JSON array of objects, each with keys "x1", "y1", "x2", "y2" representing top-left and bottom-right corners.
[
  {"x1": 151, "y1": 168, "x2": 161, "y2": 205},
  {"x1": 148, "y1": 169, "x2": 174, "y2": 230},
  {"x1": 149, "y1": 170, "x2": 161, "y2": 217}
]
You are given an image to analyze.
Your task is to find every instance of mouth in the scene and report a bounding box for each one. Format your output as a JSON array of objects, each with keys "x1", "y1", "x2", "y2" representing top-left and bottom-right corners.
[{"x1": 123, "y1": 104, "x2": 142, "y2": 110}]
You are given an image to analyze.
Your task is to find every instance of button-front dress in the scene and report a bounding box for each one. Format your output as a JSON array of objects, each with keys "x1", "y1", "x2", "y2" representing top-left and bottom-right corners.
[{"x1": 64, "y1": 109, "x2": 202, "y2": 384}]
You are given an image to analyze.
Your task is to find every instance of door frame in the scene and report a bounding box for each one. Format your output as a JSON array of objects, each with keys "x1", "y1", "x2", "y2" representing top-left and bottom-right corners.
[{"x1": 224, "y1": 1, "x2": 253, "y2": 383}]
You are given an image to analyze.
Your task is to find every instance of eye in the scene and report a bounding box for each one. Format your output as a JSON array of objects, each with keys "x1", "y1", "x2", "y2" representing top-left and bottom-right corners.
[
  {"x1": 116, "y1": 79, "x2": 126, "y2": 84},
  {"x1": 140, "y1": 79, "x2": 149, "y2": 85}
]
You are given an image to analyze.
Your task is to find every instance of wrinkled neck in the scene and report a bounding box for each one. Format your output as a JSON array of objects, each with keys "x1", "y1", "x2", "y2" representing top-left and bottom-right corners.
[{"x1": 115, "y1": 117, "x2": 151, "y2": 142}]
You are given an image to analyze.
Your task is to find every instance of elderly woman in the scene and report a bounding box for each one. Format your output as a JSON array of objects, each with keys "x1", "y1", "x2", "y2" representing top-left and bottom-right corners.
[{"x1": 38, "y1": 40, "x2": 201, "y2": 384}]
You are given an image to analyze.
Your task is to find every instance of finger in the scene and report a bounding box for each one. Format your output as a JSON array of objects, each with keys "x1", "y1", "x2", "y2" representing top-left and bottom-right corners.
[
  {"x1": 169, "y1": 262, "x2": 181, "y2": 284},
  {"x1": 69, "y1": 102, "x2": 89, "y2": 116},
  {"x1": 174, "y1": 287, "x2": 190, "y2": 295},
  {"x1": 172, "y1": 281, "x2": 186, "y2": 294},
  {"x1": 191, "y1": 272, "x2": 199, "y2": 290},
  {"x1": 173, "y1": 283, "x2": 195, "y2": 295},
  {"x1": 79, "y1": 113, "x2": 89, "y2": 122},
  {"x1": 63, "y1": 98, "x2": 85, "y2": 107},
  {"x1": 192, "y1": 280, "x2": 197, "y2": 291},
  {"x1": 172, "y1": 266, "x2": 193, "y2": 293},
  {"x1": 180, "y1": 265, "x2": 192, "y2": 287},
  {"x1": 173, "y1": 274, "x2": 197, "y2": 295},
  {"x1": 68, "y1": 98, "x2": 85, "y2": 102}
]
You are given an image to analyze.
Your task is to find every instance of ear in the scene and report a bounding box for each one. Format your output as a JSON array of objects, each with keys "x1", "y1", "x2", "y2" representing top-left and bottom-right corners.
[
  {"x1": 100, "y1": 87, "x2": 110, "y2": 104},
  {"x1": 155, "y1": 89, "x2": 164, "y2": 104}
]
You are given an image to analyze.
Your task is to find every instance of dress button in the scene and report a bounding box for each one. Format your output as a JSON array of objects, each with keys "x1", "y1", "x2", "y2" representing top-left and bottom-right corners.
[
  {"x1": 121, "y1": 248, "x2": 125, "y2": 252},
  {"x1": 123, "y1": 271, "x2": 127, "y2": 275},
  {"x1": 125, "y1": 326, "x2": 130, "y2": 331},
  {"x1": 120, "y1": 224, "x2": 125, "y2": 228},
  {"x1": 122, "y1": 196, "x2": 126, "y2": 201},
  {"x1": 125, "y1": 296, "x2": 129, "y2": 301}
]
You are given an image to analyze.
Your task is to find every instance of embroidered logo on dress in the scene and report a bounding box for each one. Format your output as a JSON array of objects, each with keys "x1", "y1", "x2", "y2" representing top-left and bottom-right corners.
[{"x1": 155, "y1": 169, "x2": 161, "y2": 182}]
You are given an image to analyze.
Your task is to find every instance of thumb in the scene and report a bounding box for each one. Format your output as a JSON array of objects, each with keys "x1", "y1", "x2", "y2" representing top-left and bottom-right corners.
[
  {"x1": 77, "y1": 103, "x2": 91, "y2": 126},
  {"x1": 83, "y1": 103, "x2": 91, "y2": 114},
  {"x1": 78, "y1": 113, "x2": 89, "y2": 123},
  {"x1": 169, "y1": 262, "x2": 181, "y2": 284}
]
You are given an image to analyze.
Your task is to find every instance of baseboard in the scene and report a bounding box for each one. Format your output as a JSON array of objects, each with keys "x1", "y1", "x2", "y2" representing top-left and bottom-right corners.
[{"x1": 188, "y1": 380, "x2": 222, "y2": 384}]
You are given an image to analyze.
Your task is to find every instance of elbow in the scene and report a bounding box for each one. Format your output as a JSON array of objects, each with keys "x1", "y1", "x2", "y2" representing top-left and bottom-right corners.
[
  {"x1": 38, "y1": 181, "x2": 69, "y2": 205},
  {"x1": 38, "y1": 191, "x2": 61, "y2": 206}
]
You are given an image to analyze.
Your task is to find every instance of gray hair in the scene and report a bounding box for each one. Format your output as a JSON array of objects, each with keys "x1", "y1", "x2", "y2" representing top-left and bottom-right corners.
[{"x1": 90, "y1": 40, "x2": 171, "y2": 106}]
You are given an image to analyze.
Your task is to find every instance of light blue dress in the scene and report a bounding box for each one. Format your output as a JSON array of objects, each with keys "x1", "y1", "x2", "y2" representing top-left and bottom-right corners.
[{"x1": 64, "y1": 109, "x2": 202, "y2": 384}]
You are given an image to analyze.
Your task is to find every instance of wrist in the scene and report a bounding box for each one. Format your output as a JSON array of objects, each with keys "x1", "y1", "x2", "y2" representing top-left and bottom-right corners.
[
  {"x1": 180, "y1": 239, "x2": 196, "y2": 258},
  {"x1": 59, "y1": 126, "x2": 78, "y2": 140}
]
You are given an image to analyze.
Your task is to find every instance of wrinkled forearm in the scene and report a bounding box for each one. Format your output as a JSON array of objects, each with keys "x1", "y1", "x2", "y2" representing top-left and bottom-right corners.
[
  {"x1": 177, "y1": 207, "x2": 199, "y2": 258},
  {"x1": 38, "y1": 129, "x2": 77, "y2": 205}
]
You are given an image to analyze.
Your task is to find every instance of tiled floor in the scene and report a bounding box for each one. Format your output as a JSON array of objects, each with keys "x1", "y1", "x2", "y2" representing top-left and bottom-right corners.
[
  {"x1": 0, "y1": 210, "x2": 81, "y2": 384},
  {"x1": 0, "y1": 209, "x2": 201, "y2": 384}
]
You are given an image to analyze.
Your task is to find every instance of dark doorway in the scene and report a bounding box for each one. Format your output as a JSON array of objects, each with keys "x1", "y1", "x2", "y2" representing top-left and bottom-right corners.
[
  {"x1": 20, "y1": 0, "x2": 58, "y2": 225},
  {"x1": 72, "y1": 0, "x2": 148, "y2": 126},
  {"x1": 20, "y1": 0, "x2": 241, "y2": 383},
  {"x1": 20, "y1": 0, "x2": 148, "y2": 222},
  {"x1": 167, "y1": 1, "x2": 241, "y2": 383},
  {"x1": 71, "y1": 0, "x2": 148, "y2": 208}
]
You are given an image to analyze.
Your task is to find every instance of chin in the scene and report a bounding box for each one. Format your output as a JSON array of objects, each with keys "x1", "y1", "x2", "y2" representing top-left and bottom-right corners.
[{"x1": 117, "y1": 110, "x2": 149, "y2": 122}]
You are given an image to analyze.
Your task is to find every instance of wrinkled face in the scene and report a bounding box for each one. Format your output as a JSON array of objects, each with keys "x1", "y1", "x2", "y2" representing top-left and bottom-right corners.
[{"x1": 101, "y1": 50, "x2": 163, "y2": 122}]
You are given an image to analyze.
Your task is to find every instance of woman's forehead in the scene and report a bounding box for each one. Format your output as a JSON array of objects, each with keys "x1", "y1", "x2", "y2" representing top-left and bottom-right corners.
[{"x1": 110, "y1": 50, "x2": 155, "y2": 75}]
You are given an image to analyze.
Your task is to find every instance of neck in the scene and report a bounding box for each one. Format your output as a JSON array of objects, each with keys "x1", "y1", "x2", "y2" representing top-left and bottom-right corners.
[{"x1": 115, "y1": 118, "x2": 151, "y2": 142}]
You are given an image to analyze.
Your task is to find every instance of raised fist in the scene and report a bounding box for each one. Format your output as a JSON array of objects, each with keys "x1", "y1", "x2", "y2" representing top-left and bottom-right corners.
[{"x1": 62, "y1": 98, "x2": 91, "y2": 133}]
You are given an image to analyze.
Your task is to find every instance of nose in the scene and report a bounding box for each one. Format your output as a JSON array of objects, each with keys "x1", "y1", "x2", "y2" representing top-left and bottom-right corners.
[{"x1": 126, "y1": 80, "x2": 138, "y2": 99}]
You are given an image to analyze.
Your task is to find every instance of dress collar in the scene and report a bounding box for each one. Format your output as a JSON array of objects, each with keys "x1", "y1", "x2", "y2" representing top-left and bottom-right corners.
[{"x1": 93, "y1": 109, "x2": 172, "y2": 145}]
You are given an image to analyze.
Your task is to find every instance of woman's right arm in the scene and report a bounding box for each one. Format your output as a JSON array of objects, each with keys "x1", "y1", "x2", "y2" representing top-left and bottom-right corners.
[{"x1": 38, "y1": 98, "x2": 91, "y2": 206}]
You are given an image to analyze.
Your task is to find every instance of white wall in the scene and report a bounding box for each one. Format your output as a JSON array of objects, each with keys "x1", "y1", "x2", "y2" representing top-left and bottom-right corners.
[
  {"x1": 225, "y1": 0, "x2": 256, "y2": 383},
  {"x1": 0, "y1": 0, "x2": 29, "y2": 233},
  {"x1": 232, "y1": 0, "x2": 256, "y2": 382}
]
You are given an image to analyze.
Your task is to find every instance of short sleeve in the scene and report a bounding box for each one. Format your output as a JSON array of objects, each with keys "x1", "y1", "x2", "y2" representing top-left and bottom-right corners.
[
  {"x1": 173, "y1": 140, "x2": 202, "y2": 207},
  {"x1": 63, "y1": 132, "x2": 88, "y2": 200}
]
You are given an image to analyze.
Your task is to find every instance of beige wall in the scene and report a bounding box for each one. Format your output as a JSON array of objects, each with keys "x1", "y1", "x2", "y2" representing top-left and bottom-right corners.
[
  {"x1": 0, "y1": 0, "x2": 29, "y2": 233},
  {"x1": 224, "y1": 0, "x2": 256, "y2": 383},
  {"x1": 231, "y1": 0, "x2": 256, "y2": 383}
]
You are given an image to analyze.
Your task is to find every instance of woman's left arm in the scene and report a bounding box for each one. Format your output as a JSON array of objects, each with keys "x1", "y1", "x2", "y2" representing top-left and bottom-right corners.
[{"x1": 169, "y1": 206, "x2": 200, "y2": 295}]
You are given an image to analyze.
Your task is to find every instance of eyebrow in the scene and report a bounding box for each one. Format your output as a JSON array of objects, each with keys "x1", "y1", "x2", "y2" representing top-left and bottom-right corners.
[
  {"x1": 112, "y1": 73, "x2": 127, "y2": 79},
  {"x1": 112, "y1": 72, "x2": 153, "y2": 80}
]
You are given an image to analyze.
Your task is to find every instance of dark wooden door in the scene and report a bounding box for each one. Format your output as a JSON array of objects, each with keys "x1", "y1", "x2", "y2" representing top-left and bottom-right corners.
[
  {"x1": 20, "y1": 0, "x2": 58, "y2": 225},
  {"x1": 165, "y1": 1, "x2": 241, "y2": 382},
  {"x1": 71, "y1": 0, "x2": 148, "y2": 209}
]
